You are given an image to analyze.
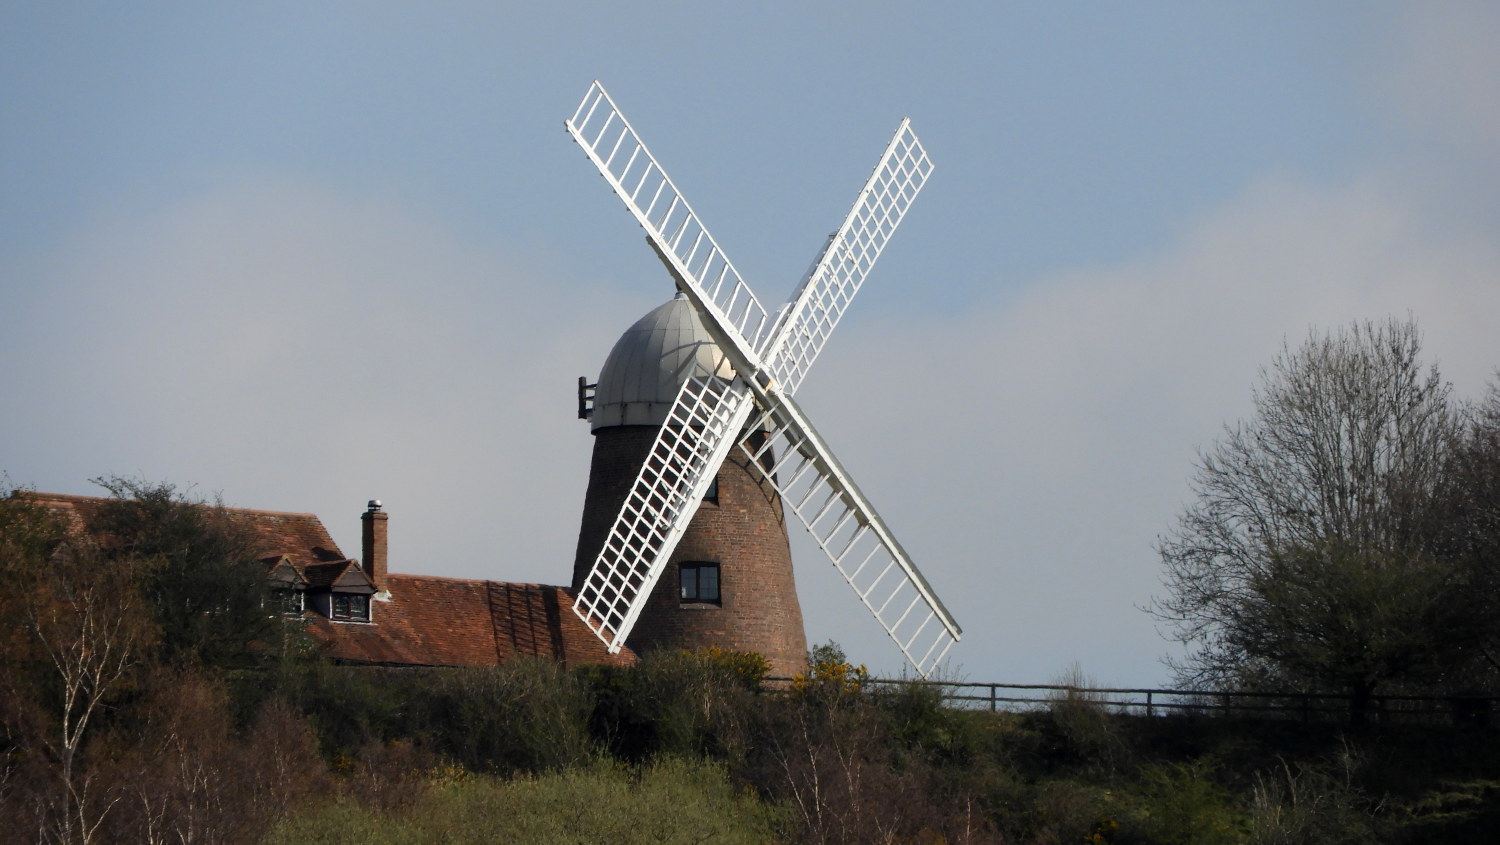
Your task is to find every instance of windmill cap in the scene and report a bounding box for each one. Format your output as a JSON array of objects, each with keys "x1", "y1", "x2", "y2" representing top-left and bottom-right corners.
[{"x1": 590, "y1": 295, "x2": 735, "y2": 430}]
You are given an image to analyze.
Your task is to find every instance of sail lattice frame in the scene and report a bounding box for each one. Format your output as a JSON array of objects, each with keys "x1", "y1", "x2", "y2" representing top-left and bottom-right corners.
[
  {"x1": 567, "y1": 82, "x2": 771, "y2": 353},
  {"x1": 737, "y1": 398, "x2": 959, "y2": 678},
  {"x1": 761, "y1": 119, "x2": 933, "y2": 395},
  {"x1": 566, "y1": 80, "x2": 961, "y2": 677}
]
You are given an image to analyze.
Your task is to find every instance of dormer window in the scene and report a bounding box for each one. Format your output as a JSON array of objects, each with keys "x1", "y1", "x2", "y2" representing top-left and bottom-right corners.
[
  {"x1": 275, "y1": 589, "x2": 305, "y2": 615},
  {"x1": 332, "y1": 593, "x2": 371, "y2": 622}
]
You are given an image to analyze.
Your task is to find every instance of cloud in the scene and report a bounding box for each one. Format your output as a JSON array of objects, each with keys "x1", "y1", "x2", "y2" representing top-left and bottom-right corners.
[
  {"x1": 1380, "y1": 2, "x2": 1500, "y2": 165},
  {"x1": 793, "y1": 164, "x2": 1500, "y2": 683},
  {"x1": 2, "y1": 174, "x2": 655, "y2": 580}
]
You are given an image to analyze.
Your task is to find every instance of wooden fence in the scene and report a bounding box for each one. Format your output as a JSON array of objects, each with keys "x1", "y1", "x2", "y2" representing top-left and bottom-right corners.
[{"x1": 855, "y1": 679, "x2": 1499, "y2": 727}]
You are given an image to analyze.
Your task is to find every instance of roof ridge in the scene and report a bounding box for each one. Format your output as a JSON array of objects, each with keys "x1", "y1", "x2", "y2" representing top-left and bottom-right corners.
[
  {"x1": 387, "y1": 572, "x2": 568, "y2": 591},
  {"x1": 21, "y1": 490, "x2": 322, "y2": 520}
]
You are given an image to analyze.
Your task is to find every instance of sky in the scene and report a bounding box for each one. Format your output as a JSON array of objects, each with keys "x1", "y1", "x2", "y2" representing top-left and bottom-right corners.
[{"x1": 3, "y1": 2, "x2": 1498, "y2": 687}]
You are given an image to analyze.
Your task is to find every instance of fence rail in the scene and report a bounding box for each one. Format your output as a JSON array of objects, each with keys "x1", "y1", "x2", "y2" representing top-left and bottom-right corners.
[{"x1": 849, "y1": 679, "x2": 1499, "y2": 727}]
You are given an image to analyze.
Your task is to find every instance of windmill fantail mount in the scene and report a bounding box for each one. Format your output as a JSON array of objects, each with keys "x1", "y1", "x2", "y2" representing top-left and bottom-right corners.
[{"x1": 566, "y1": 81, "x2": 960, "y2": 678}]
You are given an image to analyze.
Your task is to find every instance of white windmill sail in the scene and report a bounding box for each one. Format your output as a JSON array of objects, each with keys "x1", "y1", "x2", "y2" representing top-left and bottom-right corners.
[
  {"x1": 759, "y1": 118, "x2": 933, "y2": 394},
  {"x1": 738, "y1": 397, "x2": 960, "y2": 677},
  {"x1": 567, "y1": 82, "x2": 771, "y2": 360},
  {"x1": 737, "y1": 123, "x2": 959, "y2": 676},
  {"x1": 565, "y1": 80, "x2": 960, "y2": 676},
  {"x1": 565, "y1": 82, "x2": 762, "y2": 651}
]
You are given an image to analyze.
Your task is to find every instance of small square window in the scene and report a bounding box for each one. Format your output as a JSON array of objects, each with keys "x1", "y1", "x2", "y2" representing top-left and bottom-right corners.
[
  {"x1": 703, "y1": 476, "x2": 719, "y2": 504},
  {"x1": 276, "y1": 589, "x2": 304, "y2": 615},
  {"x1": 332, "y1": 593, "x2": 371, "y2": 622},
  {"x1": 680, "y1": 562, "x2": 720, "y2": 604}
]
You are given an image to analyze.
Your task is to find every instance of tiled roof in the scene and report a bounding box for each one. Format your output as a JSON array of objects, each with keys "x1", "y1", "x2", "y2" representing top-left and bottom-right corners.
[
  {"x1": 221, "y1": 507, "x2": 348, "y2": 567},
  {"x1": 24, "y1": 492, "x2": 344, "y2": 566},
  {"x1": 307, "y1": 575, "x2": 633, "y2": 668},
  {"x1": 303, "y1": 559, "x2": 372, "y2": 591},
  {"x1": 19, "y1": 491, "x2": 631, "y2": 669},
  {"x1": 24, "y1": 491, "x2": 112, "y2": 540}
]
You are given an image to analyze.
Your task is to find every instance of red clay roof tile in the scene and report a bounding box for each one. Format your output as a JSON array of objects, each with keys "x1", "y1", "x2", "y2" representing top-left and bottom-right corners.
[{"x1": 20, "y1": 492, "x2": 631, "y2": 669}]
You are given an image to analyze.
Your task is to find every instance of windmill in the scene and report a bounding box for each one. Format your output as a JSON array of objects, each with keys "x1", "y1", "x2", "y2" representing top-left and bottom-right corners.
[{"x1": 565, "y1": 81, "x2": 960, "y2": 678}]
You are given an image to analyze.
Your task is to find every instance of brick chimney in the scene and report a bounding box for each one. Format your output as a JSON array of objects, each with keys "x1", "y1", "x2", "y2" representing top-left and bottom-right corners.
[{"x1": 361, "y1": 499, "x2": 388, "y2": 590}]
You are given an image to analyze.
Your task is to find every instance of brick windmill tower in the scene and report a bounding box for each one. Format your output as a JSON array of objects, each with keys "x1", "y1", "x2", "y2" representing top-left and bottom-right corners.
[
  {"x1": 565, "y1": 81, "x2": 960, "y2": 680},
  {"x1": 574, "y1": 294, "x2": 807, "y2": 676}
]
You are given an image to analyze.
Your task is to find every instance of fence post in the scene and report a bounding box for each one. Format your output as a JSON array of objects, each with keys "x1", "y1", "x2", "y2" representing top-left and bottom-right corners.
[
  {"x1": 989, "y1": 683, "x2": 996, "y2": 712},
  {"x1": 1146, "y1": 691, "x2": 1153, "y2": 718}
]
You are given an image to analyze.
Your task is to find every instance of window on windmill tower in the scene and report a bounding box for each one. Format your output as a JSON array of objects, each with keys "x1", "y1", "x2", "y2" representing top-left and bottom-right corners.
[
  {"x1": 679, "y1": 562, "x2": 720, "y2": 604},
  {"x1": 703, "y1": 476, "x2": 718, "y2": 504}
]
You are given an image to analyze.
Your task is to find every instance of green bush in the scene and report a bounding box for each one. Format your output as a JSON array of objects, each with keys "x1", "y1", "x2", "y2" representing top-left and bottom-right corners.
[
  {"x1": 1043, "y1": 663, "x2": 1126, "y2": 774},
  {"x1": 873, "y1": 677, "x2": 955, "y2": 756},
  {"x1": 282, "y1": 664, "x2": 412, "y2": 758},
  {"x1": 1122, "y1": 760, "x2": 1243, "y2": 845},
  {"x1": 267, "y1": 756, "x2": 788, "y2": 844},
  {"x1": 585, "y1": 649, "x2": 762, "y2": 764},
  {"x1": 790, "y1": 640, "x2": 870, "y2": 706},
  {"x1": 414, "y1": 659, "x2": 596, "y2": 775}
]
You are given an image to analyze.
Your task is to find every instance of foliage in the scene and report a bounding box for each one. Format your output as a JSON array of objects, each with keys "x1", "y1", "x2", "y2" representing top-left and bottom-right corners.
[
  {"x1": 0, "y1": 487, "x2": 159, "y2": 844},
  {"x1": 100, "y1": 670, "x2": 329, "y2": 844},
  {"x1": 745, "y1": 694, "x2": 956, "y2": 843},
  {"x1": 90, "y1": 476, "x2": 283, "y2": 671},
  {"x1": 584, "y1": 648, "x2": 762, "y2": 764},
  {"x1": 1123, "y1": 760, "x2": 1243, "y2": 845},
  {"x1": 1426, "y1": 377, "x2": 1500, "y2": 690},
  {"x1": 1245, "y1": 750, "x2": 1380, "y2": 845},
  {"x1": 1044, "y1": 663, "x2": 1125, "y2": 774},
  {"x1": 281, "y1": 664, "x2": 430, "y2": 760},
  {"x1": 743, "y1": 648, "x2": 1000, "y2": 844},
  {"x1": 9, "y1": 468, "x2": 1500, "y2": 842},
  {"x1": 873, "y1": 676, "x2": 958, "y2": 755},
  {"x1": 1150, "y1": 318, "x2": 1477, "y2": 704},
  {"x1": 413, "y1": 660, "x2": 595, "y2": 775},
  {"x1": 791, "y1": 640, "x2": 870, "y2": 703},
  {"x1": 266, "y1": 756, "x2": 789, "y2": 845},
  {"x1": 697, "y1": 645, "x2": 771, "y2": 690}
]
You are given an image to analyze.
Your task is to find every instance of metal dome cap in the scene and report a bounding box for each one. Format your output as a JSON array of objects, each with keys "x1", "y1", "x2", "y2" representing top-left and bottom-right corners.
[{"x1": 590, "y1": 293, "x2": 735, "y2": 430}]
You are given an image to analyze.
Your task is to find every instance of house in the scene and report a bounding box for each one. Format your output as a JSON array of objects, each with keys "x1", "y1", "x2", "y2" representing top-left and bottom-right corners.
[{"x1": 26, "y1": 493, "x2": 633, "y2": 669}]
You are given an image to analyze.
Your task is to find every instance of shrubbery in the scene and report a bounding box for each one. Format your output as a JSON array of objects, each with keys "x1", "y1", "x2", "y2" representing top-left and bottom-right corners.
[
  {"x1": 3, "y1": 476, "x2": 1498, "y2": 843},
  {"x1": 268, "y1": 755, "x2": 788, "y2": 845}
]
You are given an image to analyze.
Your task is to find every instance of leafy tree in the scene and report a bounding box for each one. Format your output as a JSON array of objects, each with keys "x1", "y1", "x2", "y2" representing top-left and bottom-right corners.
[
  {"x1": 90, "y1": 476, "x2": 280, "y2": 670},
  {"x1": 1150, "y1": 318, "x2": 1478, "y2": 711}
]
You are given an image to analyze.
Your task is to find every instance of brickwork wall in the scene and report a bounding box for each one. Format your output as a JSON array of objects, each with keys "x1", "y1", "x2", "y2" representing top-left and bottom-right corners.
[{"x1": 572, "y1": 426, "x2": 808, "y2": 677}]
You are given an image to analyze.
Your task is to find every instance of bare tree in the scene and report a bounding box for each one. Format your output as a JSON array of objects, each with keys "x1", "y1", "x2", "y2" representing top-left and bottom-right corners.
[
  {"x1": 1427, "y1": 375, "x2": 1500, "y2": 687},
  {"x1": 1150, "y1": 318, "x2": 1471, "y2": 713}
]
